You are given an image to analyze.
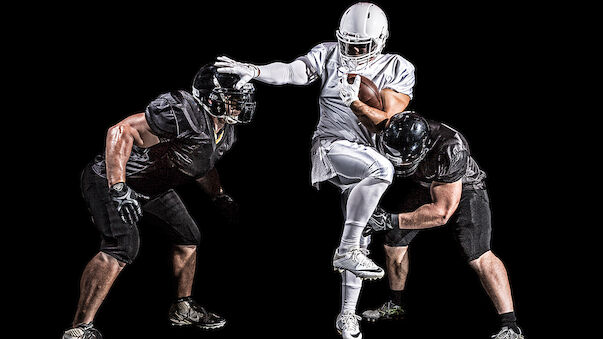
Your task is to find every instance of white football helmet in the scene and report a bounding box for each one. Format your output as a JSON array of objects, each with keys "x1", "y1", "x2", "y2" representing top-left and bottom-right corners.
[{"x1": 336, "y1": 2, "x2": 389, "y2": 72}]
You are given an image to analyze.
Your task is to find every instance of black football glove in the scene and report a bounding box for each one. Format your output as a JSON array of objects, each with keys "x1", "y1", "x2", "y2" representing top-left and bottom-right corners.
[
  {"x1": 109, "y1": 182, "x2": 150, "y2": 225},
  {"x1": 212, "y1": 193, "x2": 239, "y2": 225},
  {"x1": 363, "y1": 205, "x2": 395, "y2": 236}
]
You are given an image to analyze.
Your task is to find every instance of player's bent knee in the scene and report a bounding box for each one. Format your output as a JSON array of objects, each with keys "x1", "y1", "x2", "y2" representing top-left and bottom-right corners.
[
  {"x1": 468, "y1": 250, "x2": 495, "y2": 269},
  {"x1": 384, "y1": 245, "x2": 409, "y2": 264},
  {"x1": 100, "y1": 249, "x2": 136, "y2": 266},
  {"x1": 174, "y1": 244, "x2": 198, "y2": 253},
  {"x1": 368, "y1": 157, "x2": 395, "y2": 184},
  {"x1": 100, "y1": 236, "x2": 140, "y2": 265}
]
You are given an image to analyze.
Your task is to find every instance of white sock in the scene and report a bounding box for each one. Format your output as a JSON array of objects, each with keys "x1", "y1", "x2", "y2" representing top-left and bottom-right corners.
[{"x1": 341, "y1": 269, "x2": 363, "y2": 314}]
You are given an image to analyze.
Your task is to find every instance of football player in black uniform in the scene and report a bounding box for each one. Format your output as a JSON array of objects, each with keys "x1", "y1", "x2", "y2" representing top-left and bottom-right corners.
[
  {"x1": 61, "y1": 65, "x2": 256, "y2": 339},
  {"x1": 361, "y1": 112, "x2": 525, "y2": 339}
]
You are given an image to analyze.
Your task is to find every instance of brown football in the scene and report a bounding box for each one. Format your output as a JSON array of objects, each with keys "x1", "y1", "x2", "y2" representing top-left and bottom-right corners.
[{"x1": 347, "y1": 74, "x2": 383, "y2": 110}]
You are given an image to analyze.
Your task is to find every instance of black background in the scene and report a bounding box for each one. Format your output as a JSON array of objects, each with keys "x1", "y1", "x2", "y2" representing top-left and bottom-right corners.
[{"x1": 21, "y1": 1, "x2": 559, "y2": 338}]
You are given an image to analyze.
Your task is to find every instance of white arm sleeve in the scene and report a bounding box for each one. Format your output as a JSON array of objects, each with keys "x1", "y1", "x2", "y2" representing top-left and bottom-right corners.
[{"x1": 256, "y1": 60, "x2": 311, "y2": 86}]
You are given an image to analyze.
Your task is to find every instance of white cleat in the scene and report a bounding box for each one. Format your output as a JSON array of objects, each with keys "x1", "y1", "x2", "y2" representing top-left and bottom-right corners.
[
  {"x1": 333, "y1": 247, "x2": 384, "y2": 280},
  {"x1": 336, "y1": 311, "x2": 363, "y2": 339}
]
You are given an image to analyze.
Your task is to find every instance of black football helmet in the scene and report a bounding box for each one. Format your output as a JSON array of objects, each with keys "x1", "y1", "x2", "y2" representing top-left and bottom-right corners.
[
  {"x1": 378, "y1": 111, "x2": 431, "y2": 177},
  {"x1": 192, "y1": 65, "x2": 256, "y2": 124}
]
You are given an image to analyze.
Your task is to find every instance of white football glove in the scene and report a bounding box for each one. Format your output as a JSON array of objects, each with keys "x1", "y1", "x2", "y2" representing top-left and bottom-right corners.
[
  {"x1": 214, "y1": 56, "x2": 260, "y2": 89},
  {"x1": 339, "y1": 74, "x2": 361, "y2": 107}
]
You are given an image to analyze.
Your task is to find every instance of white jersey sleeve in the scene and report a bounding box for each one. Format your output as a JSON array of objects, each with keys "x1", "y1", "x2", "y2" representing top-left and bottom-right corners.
[
  {"x1": 381, "y1": 55, "x2": 415, "y2": 99},
  {"x1": 295, "y1": 42, "x2": 337, "y2": 83}
]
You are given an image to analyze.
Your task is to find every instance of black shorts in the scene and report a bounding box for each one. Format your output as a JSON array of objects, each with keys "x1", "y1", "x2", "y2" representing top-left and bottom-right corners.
[
  {"x1": 80, "y1": 164, "x2": 201, "y2": 264},
  {"x1": 384, "y1": 188, "x2": 492, "y2": 262}
]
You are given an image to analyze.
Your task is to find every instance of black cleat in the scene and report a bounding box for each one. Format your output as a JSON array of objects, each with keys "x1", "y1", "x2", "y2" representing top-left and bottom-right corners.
[
  {"x1": 491, "y1": 326, "x2": 525, "y2": 339},
  {"x1": 61, "y1": 323, "x2": 103, "y2": 339},
  {"x1": 361, "y1": 300, "x2": 406, "y2": 322},
  {"x1": 168, "y1": 297, "x2": 226, "y2": 330}
]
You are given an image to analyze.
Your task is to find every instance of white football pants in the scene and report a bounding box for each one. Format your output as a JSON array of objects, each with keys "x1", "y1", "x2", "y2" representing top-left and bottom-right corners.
[{"x1": 326, "y1": 140, "x2": 394, "y2": 313}]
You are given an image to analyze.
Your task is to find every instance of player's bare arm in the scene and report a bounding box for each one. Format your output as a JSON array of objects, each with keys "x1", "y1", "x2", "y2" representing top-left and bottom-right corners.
[
  {"x1": 350, "y1": 89, "x2": 410, "y2": 131},
  {"x1": 397, "y1": 180, "x2": 462, "y2": 229},
  {"x1": 105, "y1": 113, "x2": 160, "y2": 186}
]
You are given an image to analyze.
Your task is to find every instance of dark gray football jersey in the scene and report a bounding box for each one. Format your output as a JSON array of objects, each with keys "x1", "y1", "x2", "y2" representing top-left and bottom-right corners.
[
  {"x1": 412, "y1": 120, "x2": 486, "y2": 189},
  {"x1": 91, "y1": 90, "x2": 236, "y2": 195}
]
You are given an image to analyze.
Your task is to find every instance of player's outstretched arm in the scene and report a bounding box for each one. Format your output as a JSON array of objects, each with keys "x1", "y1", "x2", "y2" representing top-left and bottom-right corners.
[
  {"x1": 396, "y1": 180, "x2": 462, "y2": 230},
  {"x1": 105, "y1": 113, "x2": 160, "y2": 187},
  {"x1": 215, "y1": 56, "x2": 309, "y2": 88}
]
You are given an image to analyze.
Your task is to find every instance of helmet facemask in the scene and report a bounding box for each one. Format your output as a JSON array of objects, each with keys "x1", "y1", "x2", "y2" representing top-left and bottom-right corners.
[
  {"x1": 194, "y1": 79, "x2": 256, "y2": 125},
  {"x1": 381, "y1": 139, "x2": 430, "y2": 177},
  {"x1": 336, "y1": 30, "x2": 386, "y2": 72}
]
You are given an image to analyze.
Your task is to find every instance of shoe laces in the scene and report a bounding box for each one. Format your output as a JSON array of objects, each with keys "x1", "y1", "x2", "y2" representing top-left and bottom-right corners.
[
  {"x1": 64, "y1": 328, "x2": 84, "y2": 338},
  {"x1": 176, "y1": 297, "x2": 209, "y2": 319},
  {"x1": 378, "y1": 300, "x2": 399, "y2": 313},
  {"x1": 64, "y1": 323, "x2": 93, "y2": 338},
  {"x1": 350, "y1": 248, "x2": 377, "y2": 268},
  {"x1": 339, "y1": 311, "x2": 361, "y2": 331},
  {"x1": 491, "y1": 326, "x2": 522, "y2": 339}
]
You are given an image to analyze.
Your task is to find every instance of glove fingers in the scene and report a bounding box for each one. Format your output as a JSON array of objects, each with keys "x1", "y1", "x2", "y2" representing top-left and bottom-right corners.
[
  {"x1": 120, "y1": 207, "x2": 133, "y2": 225},
  {"x1": 128, "y1": 205, "x2": 139, "y2": 224},
  {"x1": 135, "y1": 192, "x2": 150, "y2": 201},
  {"x1": 235, "y1": 79, "x2": 249, "y2": 90},
  {"x1": 216, "y1": 55, "x2": 235, "y2": 63},
  {"x1": 135, "y1": 202, "x2": 143, "y2": 221},
  {"x1": 216, "y1": 67, "x2": 237, "y2": 74},
  {"x1": 124, "y1": 204, "x2": 139, "y2": 225}
]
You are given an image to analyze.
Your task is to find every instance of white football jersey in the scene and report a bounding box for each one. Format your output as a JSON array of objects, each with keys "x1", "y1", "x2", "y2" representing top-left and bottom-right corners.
[
  {"x1": 297, "y1": 42, "x2": 415, "y2": 187},
  {"x1": 297, "y1": 42, "x2": 415, "y2": 147}
]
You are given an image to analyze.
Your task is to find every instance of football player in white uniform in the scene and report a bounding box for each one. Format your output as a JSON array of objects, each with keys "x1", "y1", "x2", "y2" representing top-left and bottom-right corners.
[{"x1": 215, "y1": 3, "x2": 415, "y2": 339}]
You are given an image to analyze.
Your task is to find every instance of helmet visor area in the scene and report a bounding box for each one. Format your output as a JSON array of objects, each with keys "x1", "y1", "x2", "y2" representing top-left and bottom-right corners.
[
  {"x1": 207, "y1": 85, "x2": 256, "y2": 124},
  {"x1": 378, "y1": 133, "x2": 429, "y2": 177},
  {"x1": 336, "y1": 30, "x2": 377, "y2": 57}
]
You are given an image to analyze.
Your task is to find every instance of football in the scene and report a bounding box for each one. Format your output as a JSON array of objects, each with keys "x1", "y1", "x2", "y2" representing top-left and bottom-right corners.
[{"x1": 347, "y1": 74, "x2": 383, "y2": 110}]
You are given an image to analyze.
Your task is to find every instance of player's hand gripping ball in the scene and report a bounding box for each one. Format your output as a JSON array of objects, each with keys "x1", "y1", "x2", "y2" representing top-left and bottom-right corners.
[
  {"x1": 342, "y1": 74, "x2": 385, "y2": 132},
  {"x1": 347, "y1": 74, "x2": 383, "y2": 110}
]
